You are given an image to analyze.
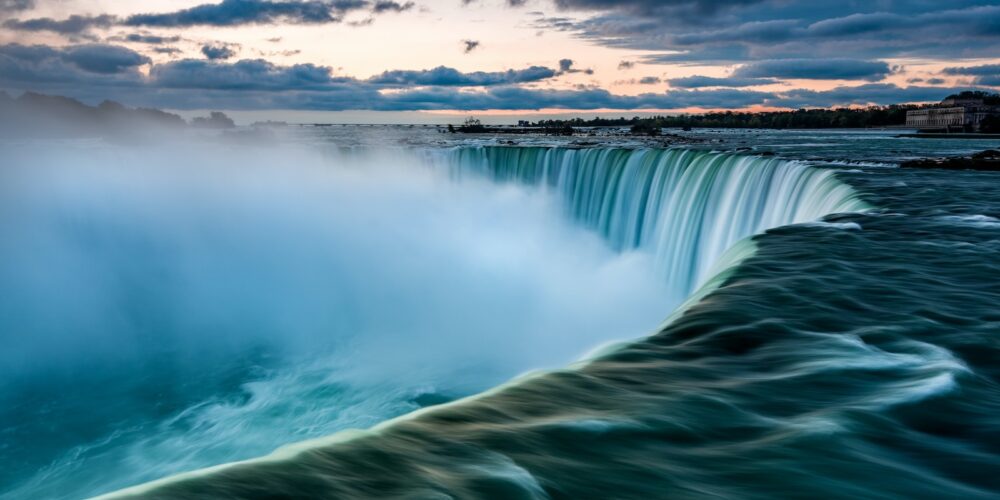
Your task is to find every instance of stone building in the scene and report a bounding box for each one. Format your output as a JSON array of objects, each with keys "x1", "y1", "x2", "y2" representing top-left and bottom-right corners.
[{"x1": 906, "y1": 96, "x2": 999, "y2": 132}]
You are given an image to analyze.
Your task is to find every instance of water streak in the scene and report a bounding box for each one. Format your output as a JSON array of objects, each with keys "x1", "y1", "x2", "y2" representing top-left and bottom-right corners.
[{"x1": 434, "y1": 146, "x2": 867, "y2": 295}]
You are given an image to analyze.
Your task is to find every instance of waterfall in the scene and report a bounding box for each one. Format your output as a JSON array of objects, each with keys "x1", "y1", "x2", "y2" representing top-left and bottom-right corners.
[
  {"x1": 433, "y1": 146, "x2": 868, "y2": 295},
  {"x1": 95, "y1": 145, "x2": 874, "y2": 500}
]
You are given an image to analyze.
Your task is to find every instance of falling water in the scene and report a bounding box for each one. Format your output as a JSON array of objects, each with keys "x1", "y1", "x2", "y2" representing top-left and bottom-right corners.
[
  {"x1": 434, "y1": 146, "x2": 868, "y2": 294},
  {"x1": 97, "y1": 144, "x2": 881, "y2": 499}
]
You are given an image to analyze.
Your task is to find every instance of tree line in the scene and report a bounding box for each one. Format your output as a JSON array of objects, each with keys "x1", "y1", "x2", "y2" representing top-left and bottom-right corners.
[
  {"x1": 525, "y1": 105, "x2": 923, "y2": 132},
  {"x1": 520, "y1": 92, "x2": 1000, "y2": 134}
]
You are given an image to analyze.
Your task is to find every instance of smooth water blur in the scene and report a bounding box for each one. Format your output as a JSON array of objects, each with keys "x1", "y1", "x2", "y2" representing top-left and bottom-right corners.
[
  {"x1": 6, "y1": 127, "x2": 1000, "y2": 500},
  {"x1": 102, "y1": 130, "x2": 1000, "y2": 500},
  {"x1": 0, "y1": 140, "x2": 674, "y2": 498},
  {"x1": 433, "y1": 146, "x2": 865, "y2": 293}
]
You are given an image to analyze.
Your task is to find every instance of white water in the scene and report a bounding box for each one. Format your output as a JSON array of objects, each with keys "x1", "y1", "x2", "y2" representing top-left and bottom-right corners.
[
  {"x1": 0, "y1": 141, "x2": 672, "y2": 499},
  {"x1": 1, "y1": 141, "x2": 867, "y2": 499},
  {"x1": 434, "y1": 147, "x2": 867, "y2": 296}
]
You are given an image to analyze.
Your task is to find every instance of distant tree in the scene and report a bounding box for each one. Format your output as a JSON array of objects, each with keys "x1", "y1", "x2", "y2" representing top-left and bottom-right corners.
[
  {"x1": 521, "y1": 103, "x2": 933, "y2": 131},
  {"x1": 192, "y1": 111, "x2": 235, "y2": 129},
  {"x1": 0, "y1": 91, "x2": 188, "y2": 138},
  {"x1": 630, "y1": 122, "x2": 661, "y2": 136},
  {"x1": 980, "y1": 115, "x2": 1000, "y2": 134},
  {"x1": 945, "y1": 90, "x2": 1000, "y2": 105},
  {"x1": 458, "y1": 116, "x2": 487, "y2": 133}
]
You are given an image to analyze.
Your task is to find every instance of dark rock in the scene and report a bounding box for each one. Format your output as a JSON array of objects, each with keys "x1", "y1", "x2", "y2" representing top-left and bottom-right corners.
[{"x1": 900, "y1": 151, "x2": 1000, "y2": 171}]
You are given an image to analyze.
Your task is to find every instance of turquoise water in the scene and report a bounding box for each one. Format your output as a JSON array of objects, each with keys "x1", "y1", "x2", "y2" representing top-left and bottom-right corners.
[
  {"x1": 434, "y1": 146, "x2": 864, "y2": 294},
  {"x1": 2, "y1": 130, "x2": 998, "y2": 499}
]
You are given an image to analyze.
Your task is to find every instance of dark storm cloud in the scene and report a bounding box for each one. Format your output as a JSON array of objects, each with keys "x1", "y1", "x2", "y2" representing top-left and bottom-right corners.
[
  {"x1": 0, "y1": 43, "x2": 149, "y2": 76},
  {"x1": 123, "y1": 0, "x2": 369, "y2": 27},
  {"x1": 202, "y1": 43, "x2": 237, "y2": 60},
  {"x1": 3, "y1": 14, "x2": 117, "y2": 34},
  {"x1": 558, "y1": 58, "x2": 593, "y2": 75},
  {"x1": 121, "y1": 33, "x2": 183, "y2": 44},
  {"x1": 670, "y1": 19, "x2": 799, "y2": 45},
  {"x1": 60, "y1": 44, "x2": 151, "y2": 73},
  {"x1": 668, "y1": 7, "x2": 1000, "y2": 48},
  {"x1": 668, "y1": 75, "x2": 778, "y2": 88},
  {"x1": 976, "y1": 76, "x2": 1000, "y2": 86},
  {"x1": 150, "y1": 59, "x2": 348, "y2": 90},
  {"x1": 153, "y1": 47, "x2": 183, "y2": 56},
  {"x1": 4, "y1": 0, "x2": 414, "y2": 35},
  {"x1": 733, "y1": 59, "x2": 893, "y2": 81},
  {"x1": 803, "y1": 12, "x2": 901, "y2": 38},
  {"x1": 545, "y1": 1, "x2": 1000, "y2": 63},
  {"x1": 0, "y1": 44, "x2": 60, "y2": 64},
  {"x1": 0, "y1": 42, "x2": 983, "y2": 112},
  {"x1": 0, "y1": 0, "x2": 33, "y2": 12},
  {"x1": 532, "y1": 16, "x2": 576, "y2": 32},
  {"x1": 368, "y1": 65, "x2": 557, "y2": 86},
  {"x1": 151, "y1": 60, "x2": 556, "y2": 91},
  {"x1": 553, "y1": 0, "x2": 763, "y2": 18},
  {"x1": 943, "y1": 64, "x2": 1000, "y2": 87},
  {"x1": 0, "y1": 43, "x2": 148, "y2": 86},
  {"x1": 644, "y1": 45, "x2": 749, "y2": 64},
  {"x1": 371, "y1": 0, "x2": 414, "y2": 13},
  {"x1": 768, "y1": 83, "x2": 970, "y2": 109},
  {"x1": 359, "y1": 85, "x2": 775, "y2": 111},
  {"x1": 943, "y1": 64, "x2": 1000, "y2": 76}
]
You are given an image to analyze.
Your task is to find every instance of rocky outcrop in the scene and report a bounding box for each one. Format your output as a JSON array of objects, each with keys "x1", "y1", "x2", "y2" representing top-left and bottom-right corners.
[{"x1": 900, "y1": 150, "x2": 1000, "y2": 172}]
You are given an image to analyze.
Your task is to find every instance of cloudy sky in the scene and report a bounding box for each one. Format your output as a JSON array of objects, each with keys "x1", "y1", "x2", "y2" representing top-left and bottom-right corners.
[{"x1": 2, "y1": 0, "x2": 999, "y2": 121}]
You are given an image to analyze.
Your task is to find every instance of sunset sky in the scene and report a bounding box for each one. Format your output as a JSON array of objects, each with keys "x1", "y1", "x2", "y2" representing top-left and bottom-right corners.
[{"x1": 2, "y1": 0, "x2": 1000, "y2": 122}]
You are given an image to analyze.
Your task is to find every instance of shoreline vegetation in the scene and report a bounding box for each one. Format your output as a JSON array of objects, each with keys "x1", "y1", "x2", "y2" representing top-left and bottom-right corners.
[
  {"x1": 453, "y1": 106, "x2": 919, "y2": 136},
  {"x1": 0, "y1": 91, "x2": 236, "y2": 139},
  {"x1": 451, "y1": 91, "x2": 1000, "y2": 136},
  {"x1": 448, "y1": 104, "x2": 927, "y2": 137}
]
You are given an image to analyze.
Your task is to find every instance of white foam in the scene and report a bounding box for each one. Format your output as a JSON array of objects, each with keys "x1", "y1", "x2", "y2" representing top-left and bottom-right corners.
[{"x1": 939, "y1": 214, "x2": 1000, "y2": 228}]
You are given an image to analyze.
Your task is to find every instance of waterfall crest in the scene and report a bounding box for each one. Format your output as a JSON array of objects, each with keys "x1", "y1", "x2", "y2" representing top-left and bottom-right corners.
[{"x1": 435, "y1": 146, "x2": 868, "y2": 294}]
